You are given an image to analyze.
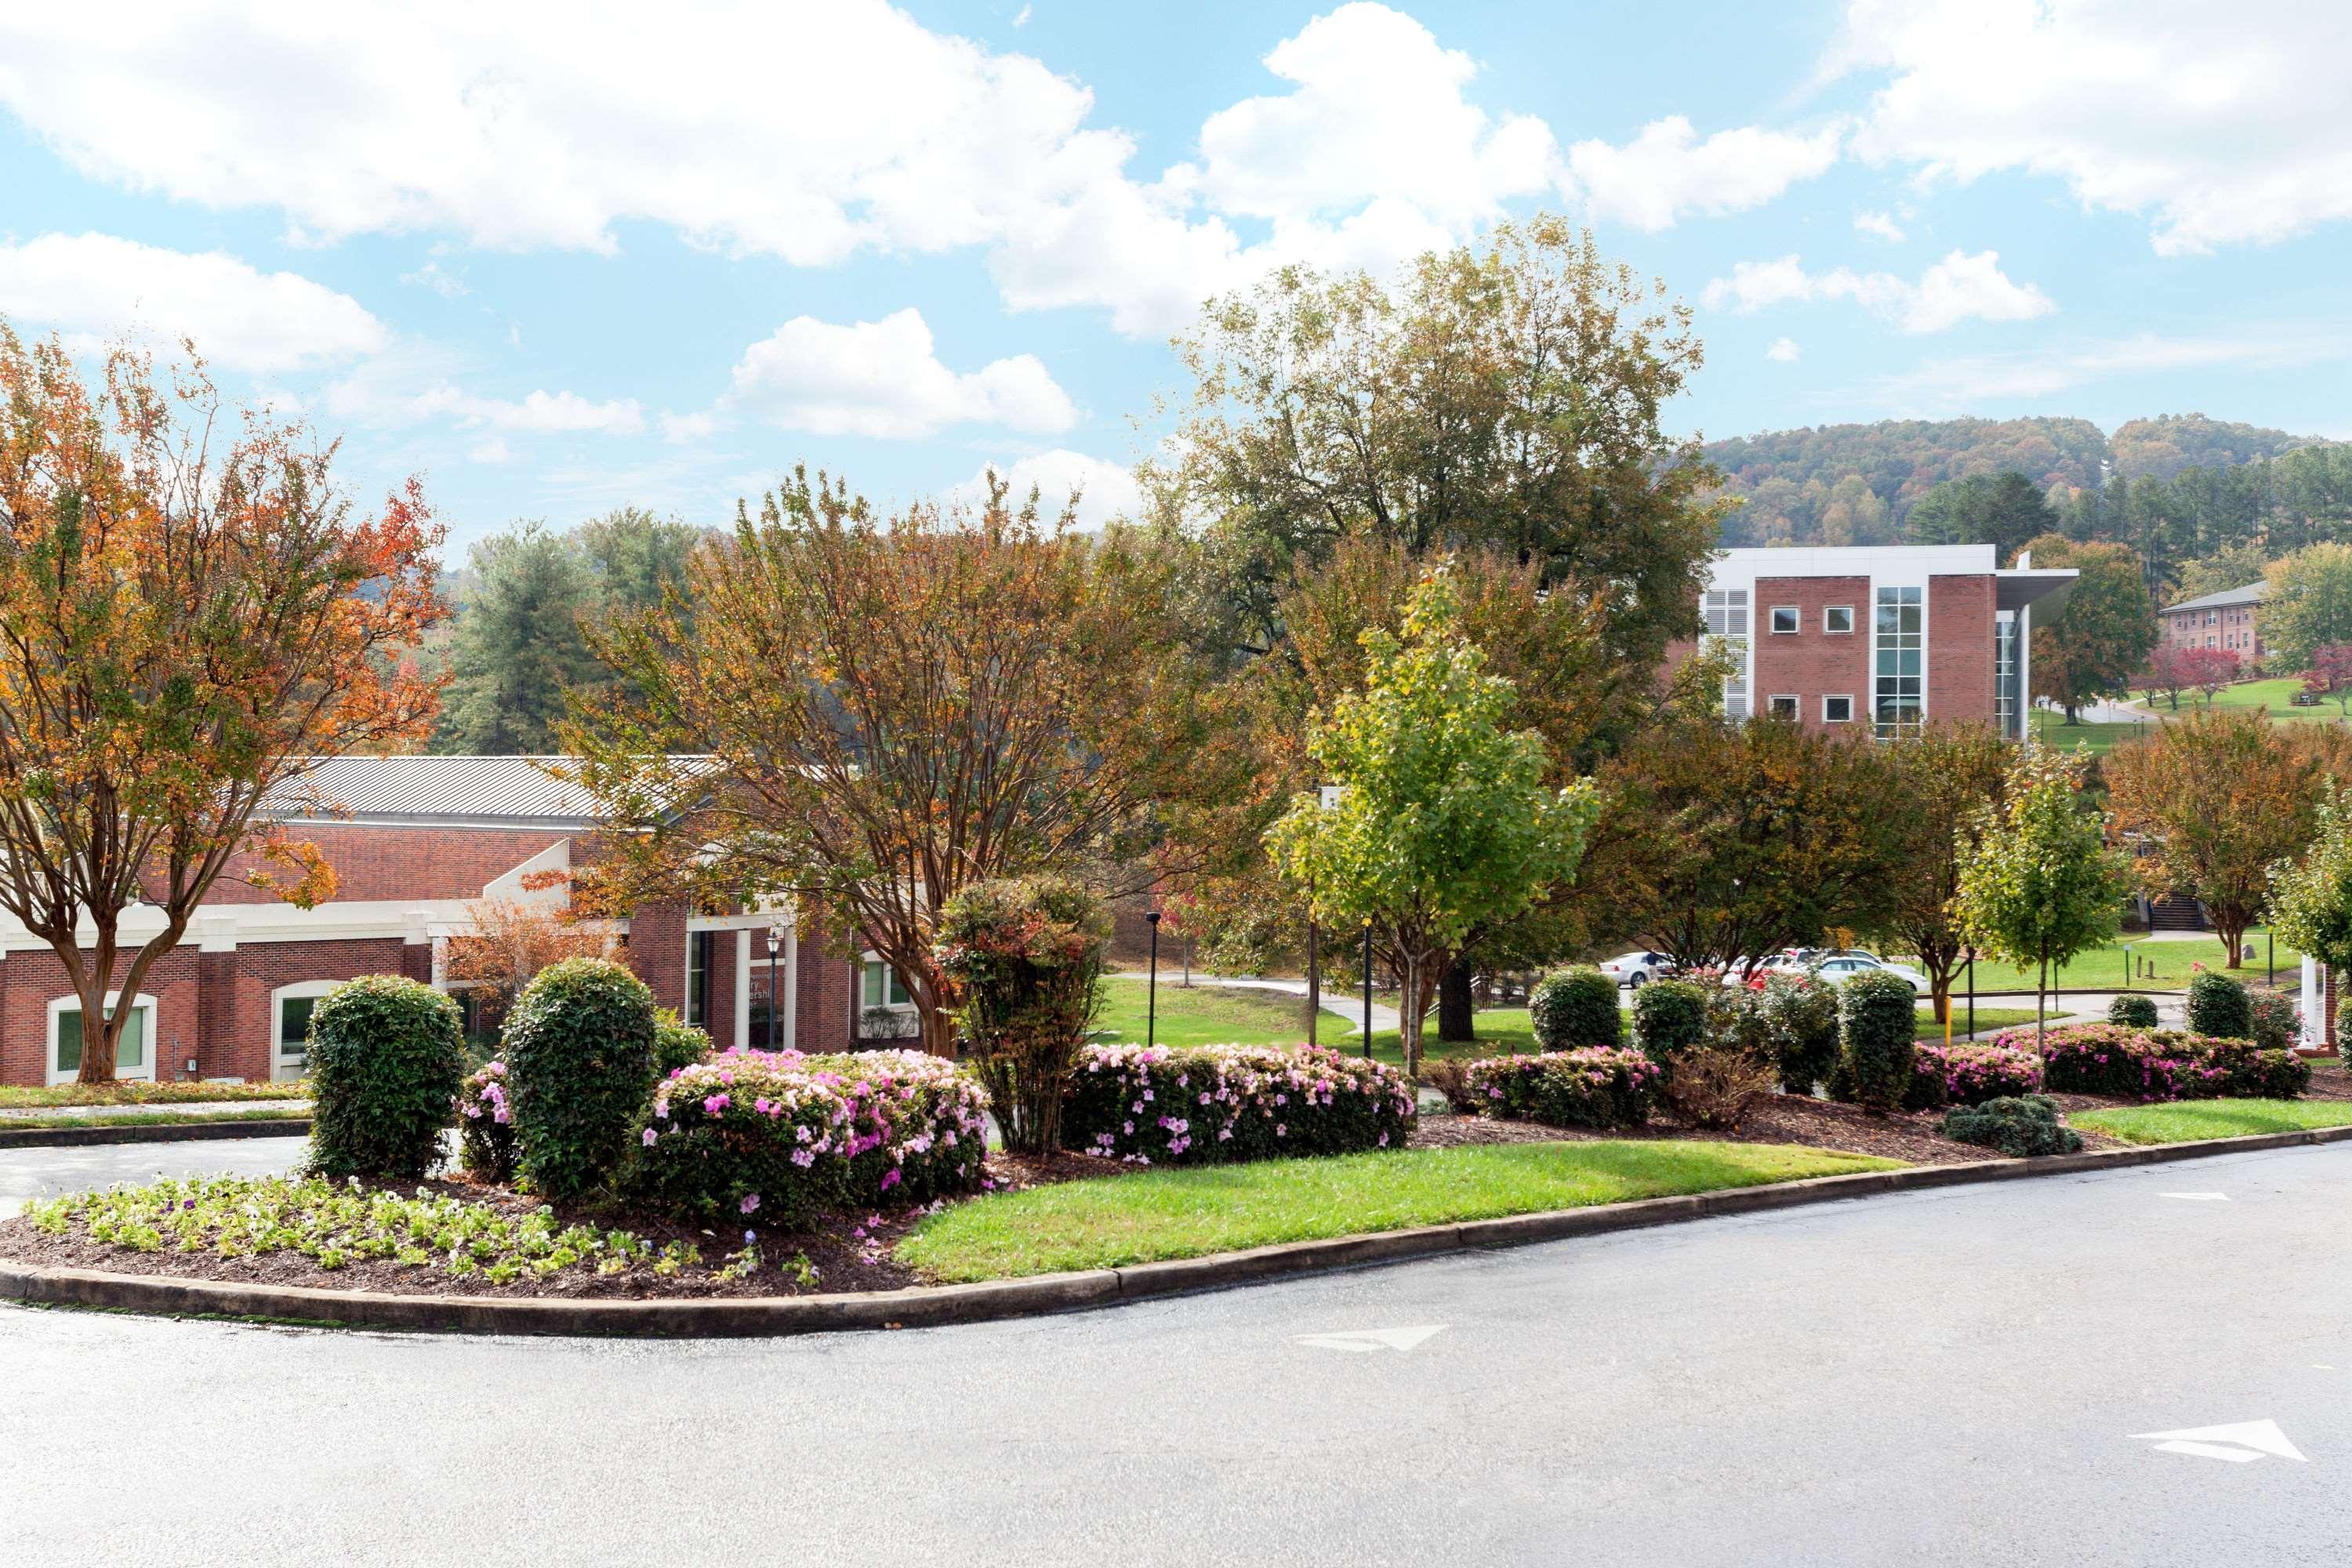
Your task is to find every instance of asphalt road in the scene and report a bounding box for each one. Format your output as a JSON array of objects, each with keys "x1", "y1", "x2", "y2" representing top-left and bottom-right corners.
[{"x1": 2, "y1": 1140, "x2": 2349, "y2": 1566}]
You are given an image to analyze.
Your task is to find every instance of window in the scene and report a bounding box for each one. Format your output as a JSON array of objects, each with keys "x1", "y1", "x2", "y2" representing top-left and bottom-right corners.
[
  {"x1": 1823, "y1": 695, "x2": 1853, "y2": 724},
  {"x1": 1824, "y1": 606, "x2": 1854, "y2": 634},
  {"x1": 862, "y1": 959, "x2": 913, "y2": 1011},
  {"x1": 1995, "y1": 613, "x2": 2020, "y2": 739},
  {"x1": 1769, "y1": 605, "x2": 1800, "y2": 634},
  {"x1": 270, "y1": 981, "x2": 343, "y2": 1083},
  {"x1": 2206, "y1": 610, "x2": 2218, "y2": 626},
  {"x1": 684, "y1": 929, "x2": 714, "y2": 1030},
  {"x1": 1767, "y1": 694, "x2": 1799, "y2": 719},
  {"x1": 1702, "y1": 589, "x2": 1750, "y2": 719},
  {"x1": 49, "y1": 993, "x2": 155, "y2": 1086},
  {"x1": 1874, "y1": 585, "x2": 1924, "y2": 738}
]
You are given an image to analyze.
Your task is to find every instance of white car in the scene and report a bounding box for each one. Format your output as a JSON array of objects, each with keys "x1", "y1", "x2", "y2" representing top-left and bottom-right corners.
[
  {"x1": 1756, "y1": 952, "x2": 1929, "y2": 996},
  {"x1": 1595, "y1": 950, "x2": 1674, "y2": 989}
]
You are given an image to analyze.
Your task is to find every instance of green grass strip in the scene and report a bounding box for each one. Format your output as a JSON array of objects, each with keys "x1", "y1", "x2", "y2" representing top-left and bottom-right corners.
[
  {"x1": 0, "y1": 1107, "x2": 312, "y2": 1133},
  {"x1": 2070, "y1": 1099, "x2": 2352, "y2": 1146},
  {"x1": 897, "y1": 1140, "x2": 1900, "y2": 1282}
]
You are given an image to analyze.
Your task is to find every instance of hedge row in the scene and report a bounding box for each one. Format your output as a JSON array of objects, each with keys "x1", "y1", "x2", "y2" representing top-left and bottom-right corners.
[
  {"x1": 1901, "y1": 1041, "x2": 2043, "y2": 1112},
  {"x1": 1461, "y1": 1047, "x2": 1661, "y2": 1131},
  {"x1": 633, "y1": 1048, "x2": 989, "y2": 1227},
  {"x1": 1064, "y1": 1043, "x2": 1417, "y2": 1165},
  {"x1": 2009, "y1": 1022, "x2": 2311, "y2": 1102}
]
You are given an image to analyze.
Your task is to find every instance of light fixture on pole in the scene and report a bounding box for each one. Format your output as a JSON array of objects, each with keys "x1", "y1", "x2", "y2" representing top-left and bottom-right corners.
[
  {"x1": 1145, "y1": 910, "x2": 1163, "y2": 1048},
  {"x1": 765, "y1": 922, "x2": 783, "y2": 1050},
  {"x1": 1361, "y1": 916, "x2": 1374, "y2": 1061}
]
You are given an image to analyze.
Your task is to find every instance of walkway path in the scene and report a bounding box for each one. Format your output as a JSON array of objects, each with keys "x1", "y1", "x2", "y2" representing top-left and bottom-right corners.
[{"x1": 1110, "y1": 969, "x2": 1402, "y2": 1035}]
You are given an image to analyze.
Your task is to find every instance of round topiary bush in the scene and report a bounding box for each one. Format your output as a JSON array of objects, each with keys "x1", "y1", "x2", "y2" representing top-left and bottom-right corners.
[
  {"x1": 2245, "y1": 989, "x2": 2299, "y2": 1053},
  {"x1": 2185, "y1": 971, "x2": 2253, "y2": 1040},
  {"x1": 1838, "y1": 971, "x2": 1918, "y2": 1114},
  {"x1": 1632, "y1": 979, "x2": 1708, "y2": 1065},
  {"x1": 306, "y1": 975, "x2": 466, "y2": 1180},
  {"x1": 1755, "y1": 971, "x2": 1839, "y2": 1096},
  {"x1": 504, "y1": 956, "x2": 659, "y2": 1200},
  {"x1": 652, "y1": 1009, "x2": 710, "y2": 1079},
  {"x1": 1941, "y1": 1094, "x2": 2082, "y2": 1157},
  {"x1": 2106, "y1": 993, "x2": 2159, "y2": 1029},
  {"x1": 1530, "y1": 967, "x2": 1622, "y2": 1050}
]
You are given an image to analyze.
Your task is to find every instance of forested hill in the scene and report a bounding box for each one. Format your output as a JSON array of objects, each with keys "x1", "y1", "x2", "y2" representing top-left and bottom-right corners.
[{"x1": 1705, "y1": 412, "x2": 2327, "y2": 547}]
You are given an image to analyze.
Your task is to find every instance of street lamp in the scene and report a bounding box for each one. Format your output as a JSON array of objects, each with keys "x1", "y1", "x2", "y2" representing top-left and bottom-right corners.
[
  {"x1": 1145, "y1": 910, "x2": 1162, "y2": 1048},
  {"x1": 1361, "y1": 916, "x2": 1374, "y2": 1061},
  {"x1": 764, "y1": 922, "x2": 783, "y2": 1050}
]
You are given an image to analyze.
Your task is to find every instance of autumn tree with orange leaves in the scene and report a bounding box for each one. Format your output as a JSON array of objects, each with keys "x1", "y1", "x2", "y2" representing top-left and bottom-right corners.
[
  {"x1": 564, "y1": 468, "x2": 1230, "y2": 1057},
  {"x1": 0, "y1": 327, "x2": 445, "y2": 1081}
]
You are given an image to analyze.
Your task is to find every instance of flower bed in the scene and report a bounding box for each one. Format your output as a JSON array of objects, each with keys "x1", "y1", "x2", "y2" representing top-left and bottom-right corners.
[
  {"x1": 1907, "y1": 1041, "x2": 2042, "y2": 1110},
  {"x1": 633, "y1": 1048, "x2": 989, "y2": 1226},
  {"x1": 1461, "y1": 1047, "x2": 1661, "y2": 1131},
  {"x1": 1063, "y1": 1043, "x2": 1416, "y2": 1165},
  {"x1": 2019, "y1": 1023, "x2": 2307, "y2": 1102}
]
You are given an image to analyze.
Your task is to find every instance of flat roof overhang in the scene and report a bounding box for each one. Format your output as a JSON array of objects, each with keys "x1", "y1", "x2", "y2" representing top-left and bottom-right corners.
[{"x1": 1994, "y1": 568, "x2": 2078, "y2": 618}]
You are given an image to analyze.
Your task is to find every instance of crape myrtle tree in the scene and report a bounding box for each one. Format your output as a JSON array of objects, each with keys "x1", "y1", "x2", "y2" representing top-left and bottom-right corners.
[
  {"x1": 0, "y1": 327, "x2": 445, "y2": 1081},
  {"x1": 1951, "y1": 746, "x2": 2130, "y2": 1048},
  {"x1": 2304, "y1": 644, "x2": 2352, "y2": 717},
  {"x1": 564, "y1": 468, "x2": 1229, "y2": 1058},
  {"x1": 1870, "y1": 720, "x2": 2013, "y2": 1024},
  {"x1": 1266, "y1": 572, "x2": 1599, "y2": 1078},
  {"x1": 2104, "y1": 710, "x2": 2345, "y2": 968}
]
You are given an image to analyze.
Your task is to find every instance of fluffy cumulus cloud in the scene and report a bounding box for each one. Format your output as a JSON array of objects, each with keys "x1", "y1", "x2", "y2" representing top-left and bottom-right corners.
[
  {"x1": 1830, "y1": 0, "x2": 2352, "y2": 255},
  {"x1": 1852, "y1": 209, "x2": 1904, "y2": 243},
  {"x1": 1703, "y1": 249, "x2": 2053, "y2": 334},
  {"x1": 1566, "y1": 117, "x2": 1843, "y2": 233},
  {"x1": 951, "y1": 448, "x2": 1144, "y2": 531},
  {"x1": 0, "y1": 4, "x2": 1838, "y2": 338},
  {"x1": 0, "y1": 231, "x2": 386, "y2": 372},
  {"x1": 720, "y1": 309, "x2": 1076, "y2": 439}
]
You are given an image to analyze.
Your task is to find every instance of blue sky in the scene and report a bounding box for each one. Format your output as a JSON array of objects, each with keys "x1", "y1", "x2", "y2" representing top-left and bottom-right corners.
[{"x1": 2, "y1": 1, "x2": 2347, "y2": 552}]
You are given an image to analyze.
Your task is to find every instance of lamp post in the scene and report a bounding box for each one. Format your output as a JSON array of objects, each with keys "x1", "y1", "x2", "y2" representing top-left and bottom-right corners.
[
  {"x1": 1966, "y1": 950, "x2": 1975, "y2": 1038},
  {"x1": 1145, "y1": 910, "x2": 1162, "y2": 1049},
  {"x1": 764, "y1": 923, "x2": 782, "y2": 1050},
  {"x1": 1361, "y1": 917, "x2": 1374, "y2": 1061}
]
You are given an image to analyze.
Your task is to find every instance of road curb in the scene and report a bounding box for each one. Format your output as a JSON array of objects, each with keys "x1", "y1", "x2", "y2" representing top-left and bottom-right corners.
[
  {"x1": 0, "y1": 1118, "x2": 311, "y2": 1150},
  {"x1": 3, "y1": 1123, "x2": 2348, "y2": 1338}
]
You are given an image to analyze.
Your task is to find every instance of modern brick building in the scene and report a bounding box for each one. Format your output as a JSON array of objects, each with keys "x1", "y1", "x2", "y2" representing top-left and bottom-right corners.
[
  {"x1": 0, "y1": 757, "x2": 887, "y2": 1087},
  {"x1": 2157, "y1": 580, "x2": 2267, "y2": 661},
  {"x1": 1686, "y1": 544, "x2": 2077, "y2": 739}
]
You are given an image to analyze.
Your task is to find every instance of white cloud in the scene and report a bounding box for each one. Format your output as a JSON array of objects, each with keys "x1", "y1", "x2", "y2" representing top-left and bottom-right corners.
[
  {"x1": 1013, "y1": 5, "x2": 1032, "y2": 26},
  {"x1": 1765, "y1": 337, "x2": 1801, "y2": 362},
  {"x1": 468, "y1": 437, "x2": 514, "y2": 464},
  {"x1": 659, "y1": 411, "x2": 717, "y2": 445},
  {"x1": 399, "y1": 260, "x2": 469, "y2": 299},
  {"x1": 1566, "y1": 116, "x2": 1842, "y2": 233},
  {"x1": 952, "y1": 448, "x2": 1142, "y2": 531},
  {"x1": 722, "y1": 309, "x2": 1077, "y2": 439},
  {"x1": 321, "y1": 347, "x2": 644, "y2": 437},
  {"x1": 1853, "y1": 209, "x2": 1904, "y2": 242},
  {"x1": 0, "y1": 231, "x2": 386, "y2": 372},
  {"x1": 1830, "y1": 0, "x2": 2352, "y2": 255},
  {"x1": 1703, "y1": 249, "x2": 2053, "y2": 334},
  {"x1": 1865, "y1": 326, "x2": 2352, "y2": 410}
]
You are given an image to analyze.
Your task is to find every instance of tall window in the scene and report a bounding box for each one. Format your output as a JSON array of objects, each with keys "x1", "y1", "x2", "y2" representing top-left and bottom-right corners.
[
  {"x1": 1994, "y1": 613, "x2": 2019, "y2": 739},
  {"x1": 1874, "y1": 585, "x2": 1924, "y2": 738},
  {"x1": 1703, "y1": 588, "x2": 1750, "y2": 719},
  {"x1": 684, "y1": 929, "x2": 714, "y2": 1030}
]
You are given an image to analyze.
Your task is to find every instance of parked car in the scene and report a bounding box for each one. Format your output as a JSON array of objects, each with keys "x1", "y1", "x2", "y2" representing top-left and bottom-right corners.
[
  {"x1": 1753, "y1": 951, "x2": 1929, "y2": 996},
  {"x1": 1595, "y1": 951, "x2": 1674, "y2": 989}
]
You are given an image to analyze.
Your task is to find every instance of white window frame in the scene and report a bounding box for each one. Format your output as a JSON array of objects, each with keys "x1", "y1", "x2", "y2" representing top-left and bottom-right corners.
[
  {"x1": 1769, "y1": 605, "x2": 1801, "y2": 634},
  {"x1": 270, "y1": 980, "x2": 344, "y2": 1084},
  {"x1": 1766, "y1": 693, "x2": 1800, "y2": 719},
  {"x1": 1823, "y1": 694, "x2": 1854, "y2": 724},
  {"x1": 1823, "y1": 605, "x2": 1854, "y2": 634},
  {"x1": 48, "y1": 992, "x2": 157, "y2": 1086},
  {"x1": 861, "y1": 953, "x2": 916, "y2": 1014}
]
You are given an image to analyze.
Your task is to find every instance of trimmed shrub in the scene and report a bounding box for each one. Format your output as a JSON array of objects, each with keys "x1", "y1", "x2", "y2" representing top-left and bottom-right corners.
[
  {"x1": 1907, "y1": 1041, "x2": 2043, "y2": 1109},
  {"x1": 1751, "y1": 970, "x2": 1840, "y2": 1095},
  {"x1": 1065, "y1": 1043, "x2": 1417, "y2": 1164},
  {"x1": 456, "y1": 1059, "x2": 519, "y2": 1183},
  {"x1": 504, "y1": 956, "x2": 659, "y2": 1200},
  {"x1": 1462, "y1": 1047, "x2": 1661, "y2": 1131},
  {"x1": 635, "y1": 1048, "x2": 987, "y2": 1226},
  {"x1": 1941, "y1": 1094, "x2": 2082, "y2": 1157},
  {"x1": 2223, "y1": 1047, "x2": 2314, "y2": 1100},
  {"x1": 935, "y1": 875, "x2": 1109, "y2": 1156},
  {"x1": 2021, "y1": 1022, "x2": 2304, "y2": 1102},
  {"x1": 1838, "y1": 971, "x2": 1919, "y2": 1114},
  {"x1": 1632, "y1": 979, "x2": 1708, "y2": 1065},
  {"x1": 306, "y1": 975, "x2": 466, "y2": 1181},
  {"x1": 2186, "y1": 971, "x2": 2253, "y2": 1040},
  {"x1": 2106, "y1": 993, "x2": 2159, "y2": 1029},
  {"x1": 1530, "y1": 968, "x2": 1622, "y2": 1050},
  {"x1": 2246, "y1": 990, "x2": 2299, "y2": 1054},
  {"x1": 653, "y1": 1010, "x2": 711, "y2": 1077}
]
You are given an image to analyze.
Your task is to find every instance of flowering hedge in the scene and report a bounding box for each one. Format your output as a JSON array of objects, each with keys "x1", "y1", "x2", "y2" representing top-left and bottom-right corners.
[
  {"x1": 1063, "y1": 1043, "x2": 1416, "y2": 1166},
  {"x1": 1461, "y1": 1047, "x2": 1661, "y2": 1131},
  {"x1": 633, "y1": 1048, "x2": 988, "y2": 1226},
  {"x1": 456, "y1": 1060, "x2": 519, "y2": 1183},
  {"x1": 1904, "y1": 1041, "x2": 2042, "y2": 1111},
  {"x1": 2018, "y1": 1023, "x2": 2307, "y2": 1102}
]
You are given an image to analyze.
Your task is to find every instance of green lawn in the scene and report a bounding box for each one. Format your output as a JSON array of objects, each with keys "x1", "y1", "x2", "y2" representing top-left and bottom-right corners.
[
  {"x1": 1094, "y1": 977, "x2": 1309, "y2": 1047},
  {"x1": 897, "y1": 1140, "x2": 1901, "y2": 1281},
  {"x1": 0, "y1": 1080, "x2": 305, "y2": 1110},
  {"x1": 2070, "y1": 1100, "x2": 2352, "y2": 1145},
  {"x1": 1886, "y1": 933, "x2": 2303, "y2": 995},
  {"x1": 2030, "y1": 710, "x2": 2157, "y2": 758},
  {"x1": 2132, "y1": 676, "x2": 2352, "y2": 727},
  {"x1": 0, "y1": 1106, "x2": 312, "y2": 1133}
]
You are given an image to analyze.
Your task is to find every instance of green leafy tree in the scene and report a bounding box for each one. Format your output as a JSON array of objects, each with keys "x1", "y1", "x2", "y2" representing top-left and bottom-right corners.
[
  {"x1": 1267, "y1": 572, "x2": 1599, "y2": 1076},
  {"x1": 2261, "y1": 543, "x2": 2352, "y2": 673},
  {"x1": 2269, "y1": 780, "x2": 2352, "y2": 975},
  {"x1": 1904, "y1": 471, "x2": 2058, "y2": 560},
  {"x1": 1870, "y1": 720, "x2": 2013, "y2": 1022},
  {"x1": 1952, "y1": 747, "x2": 2129, "y2": 1047},
  {"x1": 2019, "y1": 533, "x2": 2157, "y2": 722}
]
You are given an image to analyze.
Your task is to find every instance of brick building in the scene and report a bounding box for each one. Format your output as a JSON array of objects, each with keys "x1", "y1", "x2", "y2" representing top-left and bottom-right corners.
[
  {"x1": 0, "y1": 756, "x2": 887, "y2": 1087},
  {"x1": 2157, "y1": 580, "x2": 2267, "y2": 661},
  {"x1": 1684, "y1": 544, "x2": 2077, "y2": 738}
]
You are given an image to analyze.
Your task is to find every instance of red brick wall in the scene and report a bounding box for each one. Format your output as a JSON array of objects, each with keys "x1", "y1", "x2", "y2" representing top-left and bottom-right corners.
[
  {"x1": 211, "y1": 937, "x2": 411, "y2": 1082},
  {"x1": 704, "y1": 930, "x2": 739, "y2": 1047},
  {"x1": 0, "y1": 946, "x2": 201, "y2": 1086},
  {"x1": 626, "y1": 898, "x2": 688, "y2": 1016},
  {"x1": 1748, "y1": 576, "x2": 1870, "y2": 731},
  {"x1": 195, "y1": 825, "x2": 575, "y2": 905},
  {"x1": 793, "y1": 911, "x2": 856, "y2": 1055},
  {"x1": 1929, "y1": 575, "x2": 1997, "y2": 723}
]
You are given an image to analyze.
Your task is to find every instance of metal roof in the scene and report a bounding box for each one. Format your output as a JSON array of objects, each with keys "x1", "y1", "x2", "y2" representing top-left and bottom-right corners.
[
  {"x1": 2164, "y1": 580, "x2": 2269, "y2": 614},
  {"x1": 266, "y1": 755, "x2": 714, "y2": 829}
]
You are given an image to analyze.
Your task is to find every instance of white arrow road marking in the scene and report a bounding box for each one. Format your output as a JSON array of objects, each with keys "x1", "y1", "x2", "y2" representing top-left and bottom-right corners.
[
  {"x1": 1293, "y1": 1325, "x2": 1447, "y2": 1353},
  {"x1": 2132, "y1": 1420, "x2": 2308, "y2": 1464},
  {"x1": 2161, "y1": 1192, "x2": 2231, "y2": 1202}
]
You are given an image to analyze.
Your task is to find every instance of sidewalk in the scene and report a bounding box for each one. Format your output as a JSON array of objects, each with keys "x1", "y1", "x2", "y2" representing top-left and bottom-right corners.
[{"x1": 1109, "y1": 969, "x2": 1402, "y2": 1035}]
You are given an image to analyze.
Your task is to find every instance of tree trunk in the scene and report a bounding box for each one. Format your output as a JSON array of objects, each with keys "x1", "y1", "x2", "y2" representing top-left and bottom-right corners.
[
  {"x1": 2035, "y1": 949, "x2": 2049, "y2": 1053},
  {"x1": 2217, "y1": 915, "x2": 2245, "y2": 968},
  {"x1": 1437, "y1": 958, "x2": 1475, "y2": 1042},
  {"x1": 1399, "y1": 952, "x2": 1423, "y2": 1079},
  {"x1": 919, "y1": 1003, "x2": 957, "y2": 1059}
]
